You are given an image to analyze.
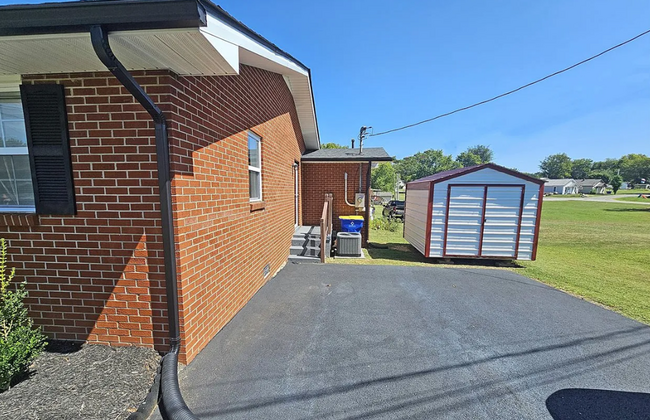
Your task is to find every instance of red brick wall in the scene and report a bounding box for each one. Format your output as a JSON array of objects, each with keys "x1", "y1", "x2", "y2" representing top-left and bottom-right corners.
[
  {"x1": 167, "y1": 65, "x2": 305, "y2": 363},
  {"x1": 1, "y1": 71, "x2": 172, "y2": 350},
  {"x1": 301, "y1": 162, "x2": 370, "y2": 237},
  {"x1": 1, "y1": 66, "x2": 305, "y2": 364}
]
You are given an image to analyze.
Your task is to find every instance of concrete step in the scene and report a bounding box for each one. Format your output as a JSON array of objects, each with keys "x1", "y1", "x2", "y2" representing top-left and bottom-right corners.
[
  {"x1": 288, "y1": 255, "x2": 321, "y2": 264},
  {"x1": 294, "y1": 226, "x2": 320, "y2": 236},
  {"x1": 290, "y1": 245, "x2": 320, "y2": 257},
  {"x1": 291, "y1": 236, "x2": 321, "y2": 247}
]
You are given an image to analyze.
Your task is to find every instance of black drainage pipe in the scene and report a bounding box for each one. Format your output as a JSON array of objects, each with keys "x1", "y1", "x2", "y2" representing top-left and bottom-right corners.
[{"x1": 90, "y1": 25, "x2": 198, "y2": 420}]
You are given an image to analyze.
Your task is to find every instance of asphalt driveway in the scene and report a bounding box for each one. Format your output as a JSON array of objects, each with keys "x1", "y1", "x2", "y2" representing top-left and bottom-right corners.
[{"x1": 157, "y1": 264, "x2": 650, "y2": 419}]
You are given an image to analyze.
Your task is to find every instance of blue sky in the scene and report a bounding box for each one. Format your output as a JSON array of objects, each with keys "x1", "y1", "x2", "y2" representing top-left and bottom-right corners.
[{"x1": 3, "y1": 0, "x2": 649, "y2": 172}]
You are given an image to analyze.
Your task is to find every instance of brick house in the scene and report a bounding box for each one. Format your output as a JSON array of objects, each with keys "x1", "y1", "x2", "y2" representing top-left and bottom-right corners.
[
  {"x1": 300, "y1": 147, "x2": 392, "y2": 248},
  {"x1": 0, "y1": 0, "x2": 391, "y2": 368}
]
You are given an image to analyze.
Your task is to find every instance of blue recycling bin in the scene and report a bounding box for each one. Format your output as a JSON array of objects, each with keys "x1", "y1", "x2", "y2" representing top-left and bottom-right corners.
[{"x1": 339, "y1": 215, "x2": 364, "y2": 233}]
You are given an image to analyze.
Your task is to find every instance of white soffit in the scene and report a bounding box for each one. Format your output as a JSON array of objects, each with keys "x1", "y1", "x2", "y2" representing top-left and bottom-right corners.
[
  {"x1": 201, "y1": 13, "x2": 320, "y2": 149},
  {"x1": 0, "y1": 13, "x2": 319, "y2": 149},
  {"x1": 0, "y1": 29, "x2": 236, "y2": 76}
]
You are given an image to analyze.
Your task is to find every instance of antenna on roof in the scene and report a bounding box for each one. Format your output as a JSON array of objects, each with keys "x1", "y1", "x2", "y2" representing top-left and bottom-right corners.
[{"x1": 358, "y1": 126, "x2": 371, "y2": 154}]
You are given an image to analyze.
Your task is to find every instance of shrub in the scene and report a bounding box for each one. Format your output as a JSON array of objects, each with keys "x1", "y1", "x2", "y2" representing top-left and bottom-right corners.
[
  {"x1": 370, "y1": 218, "x2": 401, "y2": 232},
  {"x1": 0, "y1": 238, "x2": 46, "y2": 391}
]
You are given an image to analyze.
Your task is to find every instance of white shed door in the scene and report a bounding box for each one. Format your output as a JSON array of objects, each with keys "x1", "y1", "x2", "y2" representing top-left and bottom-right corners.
[
  {"x1": 443, "y1": 185, "x2": 524, "y2": 258},
  {"x1": 480, "y1": 186, "x2": 524, "y2": 258},
  {"x1": 444, "y1": 186, "x2": 485, "y2": 257}
]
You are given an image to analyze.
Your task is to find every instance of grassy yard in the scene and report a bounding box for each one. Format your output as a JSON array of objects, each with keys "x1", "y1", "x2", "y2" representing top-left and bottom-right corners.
[
  {"x1": 615, "y1": 196, "x2": 650, "y2": 203},
  {"x1": 331, "y1": 200, "x2": 650, "y2": 324},
  {"x1": 519, "y1": 201, "x2": 650, "y2": 324},
  {"x1": 618, "y1": 189, "x2": 650, "y2": 195}
]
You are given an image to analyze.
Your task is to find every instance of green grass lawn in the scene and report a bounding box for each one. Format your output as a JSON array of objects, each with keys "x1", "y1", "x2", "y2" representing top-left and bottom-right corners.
[
  {"x1": 615, "y1": 196, "x2": 650, "y2": 203},
  {"x1": 519, "y1": 201, "x2": 650, "y2": 324},
  {"x1": 618, "y1": 189, "x2": 650, "y2": 195},
  {"x1": 331, "y1": 201, "x2": 650, "y2": 324}
]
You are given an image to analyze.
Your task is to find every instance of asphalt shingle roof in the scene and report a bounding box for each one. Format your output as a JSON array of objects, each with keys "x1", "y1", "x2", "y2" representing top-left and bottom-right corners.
[
  {"x1": 301, "y1": 147, "x2": 392, "y2": 161},
  {"x1": 543, "y1": 179, "x2": 576, "y2": 187},
  {"x1": 576, "y1": 179, "x2": 606, "y2": 188}
]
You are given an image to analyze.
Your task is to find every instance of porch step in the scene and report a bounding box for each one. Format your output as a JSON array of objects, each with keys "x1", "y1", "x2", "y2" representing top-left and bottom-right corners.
[
  {"x1": 289, "y1": 226, "x2": 323, "y2": 263},
  {"x1": 288, "y1": 255, "x2": 321, "y2": 264},
  {"x1": 291, "y1": 236, "x2": 321, "y2": 247},
  {"x1": 294, "y1": 226, "x2": 321, "y2": 236},
  {"x1": 290, "y1": 245, "x2": 320, "y2": 257}
]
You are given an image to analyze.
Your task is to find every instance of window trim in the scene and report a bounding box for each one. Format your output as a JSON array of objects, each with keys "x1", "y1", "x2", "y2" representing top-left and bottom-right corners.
[
  {"x1": 248, "y1": 131, "x2": 262, "y2": 202},
  {"x1": 0, "y1": 80, "x2": 35, "y2": 214}
]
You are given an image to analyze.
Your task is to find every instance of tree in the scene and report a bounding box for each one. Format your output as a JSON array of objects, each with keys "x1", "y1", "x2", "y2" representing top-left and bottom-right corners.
[
  {"x1": 321, "y1": 142, "x2": 348, "y2": 149},
  {"x1": 592, "y1": 158, "x2": 620, "y2": 172},
  {"x1": 455, "y1": 151, "x2": 481, "y2": 167},
  {"x1": 618, "y1": 154, "x2": 650, "y2": 182},
  {"x1": 539, "y1": 153, "x2": 572, "y2": 179},
  {"x1": 589, "y1": 170, "x2": 613, "y2": 184},
  {"x1": 610, "y1": 174, "x2": 623, "y2": 194},
  {"x1": 521, "y1": 171, "x2": 542, "y2": 179},
  {"x1": 371, "y1": 162, "x2": 396, "y2": 192},
  {"x1": 466, "y1": 145, "x2": 494, "y2": 163},
  {"x1": 570, "y1": 158, "x2": 593, "y2": 179},
  {"x1": 394, "y1": 149, "x2": 459, "y2": 182},
  {"x1": 455, "y1": 145, "x2": 493, "y2": 167}
]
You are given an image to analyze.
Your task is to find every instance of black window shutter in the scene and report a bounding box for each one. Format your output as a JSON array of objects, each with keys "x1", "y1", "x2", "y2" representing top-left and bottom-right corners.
[{"x1": 20, "y1": 84, "x2": 76, "y2": 215}]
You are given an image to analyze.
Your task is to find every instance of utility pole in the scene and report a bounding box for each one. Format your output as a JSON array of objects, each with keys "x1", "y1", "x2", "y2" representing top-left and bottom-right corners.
[{"x1": 358, "y1": 126, "x2": 371, "y2": 154}]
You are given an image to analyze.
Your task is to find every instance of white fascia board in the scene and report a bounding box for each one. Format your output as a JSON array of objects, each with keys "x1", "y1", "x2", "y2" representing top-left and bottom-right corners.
[
  {"x1": 201, "y1": 13, "x2": 308, "y2": 77},
  {"x1": 200, "y1": 12, "x2": 320, "y2": 149},
  {"x1": 198, "y1": 31, "x2": 239, "y2": 74}
]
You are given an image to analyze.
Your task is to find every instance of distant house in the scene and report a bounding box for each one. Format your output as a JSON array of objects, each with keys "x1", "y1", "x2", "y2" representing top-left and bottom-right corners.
[
  {"x1": 576, "y1": 179, "x2": 607, "y2": 194},
  {"x1": 543, "y1": 179, "x2": 577, "y2": 195}
]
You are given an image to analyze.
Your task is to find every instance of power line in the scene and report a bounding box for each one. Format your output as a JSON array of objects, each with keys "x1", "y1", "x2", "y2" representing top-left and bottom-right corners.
[{"x1": 370, "y1": 28, "x2": 650, "y2": 137}]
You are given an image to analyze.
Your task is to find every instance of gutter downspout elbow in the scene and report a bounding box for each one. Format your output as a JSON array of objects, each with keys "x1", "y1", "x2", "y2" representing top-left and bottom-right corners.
[
  {"x1": 90, "y1": 25, "x2": 198, "y2": 420},
  {"x1": 344, "y1": 172, "x2": 355, "y2": 207}
]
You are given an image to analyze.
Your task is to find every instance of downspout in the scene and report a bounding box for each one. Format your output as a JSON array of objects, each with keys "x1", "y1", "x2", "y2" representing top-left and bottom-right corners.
[{"x1": 90, "y1": 26, "x2": 198, "y2": 420}]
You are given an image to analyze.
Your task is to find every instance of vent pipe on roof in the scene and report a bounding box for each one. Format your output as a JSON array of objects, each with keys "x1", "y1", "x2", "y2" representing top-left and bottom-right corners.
[{"x1": 90, "y1": 25, "x2": 199, "y2": 420}]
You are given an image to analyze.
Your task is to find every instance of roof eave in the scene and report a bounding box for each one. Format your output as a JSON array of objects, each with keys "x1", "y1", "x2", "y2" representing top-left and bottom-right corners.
[
  {"x1": 0, "y1": 0, "x2": 320, "y2": 149},
  {"x1": 0, "y1": 0, "x2": 207, "y2": 36}
]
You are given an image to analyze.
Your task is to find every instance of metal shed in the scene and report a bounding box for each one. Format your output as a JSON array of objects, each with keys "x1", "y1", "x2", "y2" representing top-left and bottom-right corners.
[{"x1": 404, "y1": 163, "x2": 545, "y2": 260}]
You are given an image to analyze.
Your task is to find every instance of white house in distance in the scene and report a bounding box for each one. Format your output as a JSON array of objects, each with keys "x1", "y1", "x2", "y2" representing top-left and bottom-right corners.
[
  {"x1": 404, "y1": 163, "x2": 544, "y2": 261},
  {"x1": 543, "y1": 179, "x2": 578, "y2": 195},
  {"x1": 576, "y1": 179, "x2": 607, "y2": 194}
]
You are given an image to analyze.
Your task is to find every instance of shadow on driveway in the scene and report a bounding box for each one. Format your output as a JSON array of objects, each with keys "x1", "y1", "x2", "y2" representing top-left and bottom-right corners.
[{"x1": 546, "y1": 388, "x2": 650, "y2": 420}]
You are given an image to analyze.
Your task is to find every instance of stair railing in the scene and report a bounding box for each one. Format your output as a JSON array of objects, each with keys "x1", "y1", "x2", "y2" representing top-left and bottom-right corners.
[{"x1": 320, "y1": 193, "x2": 333, "y2": 263}]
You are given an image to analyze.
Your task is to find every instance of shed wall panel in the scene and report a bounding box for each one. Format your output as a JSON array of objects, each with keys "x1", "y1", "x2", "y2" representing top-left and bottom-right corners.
[{"x1": 404, "y1": 188, "x2": 429, "y2": 256}]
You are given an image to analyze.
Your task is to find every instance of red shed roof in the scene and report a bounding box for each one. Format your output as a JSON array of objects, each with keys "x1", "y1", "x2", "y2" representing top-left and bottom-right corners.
[{"x1": 407, "y1": 163, "x2": 545, "y2": 186}]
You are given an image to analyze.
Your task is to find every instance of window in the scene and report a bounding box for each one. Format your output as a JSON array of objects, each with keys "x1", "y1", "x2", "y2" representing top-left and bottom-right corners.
[
  {"x1": 0, "y1": 92, "x2": 34, "y2": 212},
  {"x1": 248, "y1": 131, "x2": 262, "y2": 201}
]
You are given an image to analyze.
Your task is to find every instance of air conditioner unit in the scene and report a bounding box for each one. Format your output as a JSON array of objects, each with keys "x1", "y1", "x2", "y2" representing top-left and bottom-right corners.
[{"x1": 337, "y1": 232, "x2": 362, "y2": 257}]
